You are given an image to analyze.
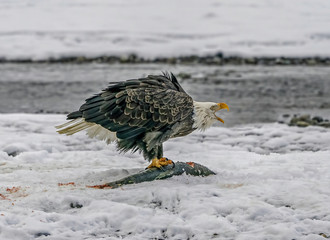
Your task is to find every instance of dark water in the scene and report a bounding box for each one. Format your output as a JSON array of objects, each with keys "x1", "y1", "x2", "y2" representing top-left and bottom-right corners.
[{"x1": 1, "y1": 63, "x2": 330, "y2": 126}]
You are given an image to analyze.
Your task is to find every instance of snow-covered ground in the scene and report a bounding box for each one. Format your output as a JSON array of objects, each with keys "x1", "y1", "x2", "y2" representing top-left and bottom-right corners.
[
  {"x1": 1, "y1": 113, "x2": 330, "y2": 239},
  {"x1": 1, "y1": 0, "x2": 330, "y2": 60}
]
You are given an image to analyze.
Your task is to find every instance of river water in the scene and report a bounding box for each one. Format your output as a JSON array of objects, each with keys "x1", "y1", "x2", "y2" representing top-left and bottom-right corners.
[{"x1": 1, "y1": 63, "x2": 329, "y2": 126}]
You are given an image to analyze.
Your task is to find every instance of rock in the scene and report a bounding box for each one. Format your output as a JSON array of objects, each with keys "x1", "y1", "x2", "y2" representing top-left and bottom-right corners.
[
  {"x1": 319, "y1": 233, "x2": 330, "y2": 238},
  {"x1": 319, "y1": 122, "x2": 330, "y2": 128},
  {"x1": 296, "y1": 121, "x2": 309, "y2": 127},
  {"x1": 299, "y1": 114, "x2": 311, "y2": 122},
  {"x1": 245, "y1": 58, "x2": 257, "y2": 64},
  {"x1": 289, "y1": 117, "x2": 299, "y2": 125},
  {"x1": 3, "y1": 144, "x2": 28, "y2": 157},
  {"x1": 288, "y1": 114, "x2": 330, "y2": 128},
  {"x1": 70, "y1": 202, "x2": 83, "y2": 208},
  {"x1": 307, "y1": 59, "x2": 317, "y2": 65},
  {"x1": 35, "y1": 233, "x2": 51, "y2": 237},
  {"x1": 312, "y1": 116, "x2": 323, "y2": 123},
  {"x1": 76, "y1": 56, "x2": 86, "y2": 63}
]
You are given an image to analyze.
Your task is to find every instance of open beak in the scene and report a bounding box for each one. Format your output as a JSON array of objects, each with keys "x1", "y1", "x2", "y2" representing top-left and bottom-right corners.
[{"x1": 215, "y1": 102, "x2": 229, "y2": 124}]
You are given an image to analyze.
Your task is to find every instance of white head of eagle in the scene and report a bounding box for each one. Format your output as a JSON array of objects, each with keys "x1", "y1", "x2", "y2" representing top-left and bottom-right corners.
[{"x1": 56, "y1": 72, "x2": 229, "y2": 168}]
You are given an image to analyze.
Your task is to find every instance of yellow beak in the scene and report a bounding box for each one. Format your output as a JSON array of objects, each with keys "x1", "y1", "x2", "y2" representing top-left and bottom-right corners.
[
  {"x1": 217, "y1": 102, "x2": 229, "y2": 111},
  {"x1": 216, "y1": 102, "x2": 229, "y2": 124}
]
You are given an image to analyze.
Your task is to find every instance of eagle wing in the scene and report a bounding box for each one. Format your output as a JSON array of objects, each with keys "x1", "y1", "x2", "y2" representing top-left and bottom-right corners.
[{"x1": 67, "y1": 73, "x2": 194, "y2": 157}]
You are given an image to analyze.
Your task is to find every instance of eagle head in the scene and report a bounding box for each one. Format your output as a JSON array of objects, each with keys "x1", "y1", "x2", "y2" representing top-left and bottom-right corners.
[{"x1": 192, "y1": 101, "x2": 229, "y2": 131}]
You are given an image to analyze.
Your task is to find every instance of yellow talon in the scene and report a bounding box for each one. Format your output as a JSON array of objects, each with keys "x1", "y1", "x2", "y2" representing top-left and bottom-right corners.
[{"x1": 147, "y1": 157, "x2": 173, "y2": 169}]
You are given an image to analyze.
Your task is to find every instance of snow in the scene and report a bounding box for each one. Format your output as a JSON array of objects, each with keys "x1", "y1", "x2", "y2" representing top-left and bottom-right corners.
[
  {"x1": 1, "y1": 0, "x2": 330, "y2": 60},
  {"x1": 1, "y1": 113, "x2": 330, "y2": 239}
]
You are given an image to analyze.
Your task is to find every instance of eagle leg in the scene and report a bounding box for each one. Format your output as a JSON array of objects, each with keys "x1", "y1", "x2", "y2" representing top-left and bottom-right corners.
[{"x1": 147, "y1": 157, "x2": 174, "y2": 169}]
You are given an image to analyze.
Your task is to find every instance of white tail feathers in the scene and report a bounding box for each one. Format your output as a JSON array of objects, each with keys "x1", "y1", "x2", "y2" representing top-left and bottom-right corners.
[
  {"x1": 56, "y1": 118, "x2": 117, "y2": 144},
  {"x1": 55, "y1": 118, "x2": 93, "y2": 135}
]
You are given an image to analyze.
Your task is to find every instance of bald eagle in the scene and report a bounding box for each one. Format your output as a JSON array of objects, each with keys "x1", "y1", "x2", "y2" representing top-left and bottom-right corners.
[{"x1": 56, "y1": 73, "x2": 228, "y2": 168}]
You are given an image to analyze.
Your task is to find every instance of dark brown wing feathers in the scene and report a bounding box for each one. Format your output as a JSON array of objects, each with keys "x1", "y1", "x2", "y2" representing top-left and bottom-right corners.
[{"x1": 67, "y1": 73, "x2": 194, "y2": 160}]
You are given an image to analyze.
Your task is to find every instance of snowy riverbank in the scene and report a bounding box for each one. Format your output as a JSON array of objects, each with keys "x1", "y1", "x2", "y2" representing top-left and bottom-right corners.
[
  {"x1": 1, "y1": 114, "x2": 330, "y2": 239},
  {"x1": 2, "y1": 0, "x2": 330, "y2": 61}
]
